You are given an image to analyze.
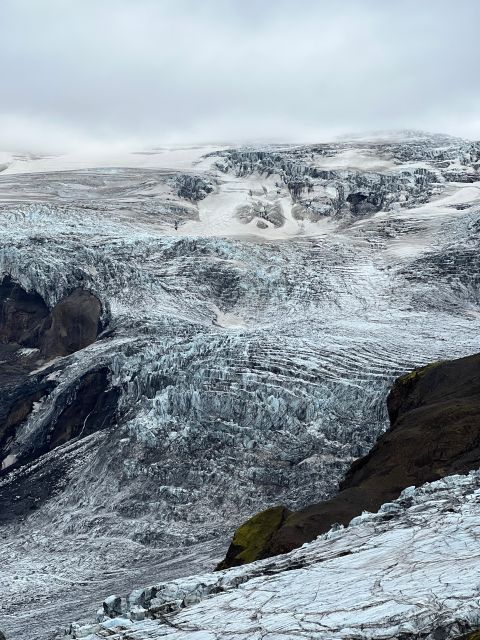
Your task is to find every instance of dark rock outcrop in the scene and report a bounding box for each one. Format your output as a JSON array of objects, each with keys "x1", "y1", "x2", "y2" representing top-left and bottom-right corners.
[
  {"x1": 0, "y1": 366, "x2": 120, "y2": 520},
  {"x1": 0, "y1": 276, "x2": 49, "y2": 344},
  {"x1": 0, "y1": 276, "x2": 102, "y2": 359},
  {"x1": 0, "y1": 277, "x2": 110, "y2": 475},
  {"x1": 0, "y1": 380, "x2": 56, "y2": 466},
  {"x1": 0, "y1": 366, "x2": 119, "y2": 475},
  {"x1": 35, "y1": 288, "x2": 102, "y2": 359},
  {"x1": 218, "y1": 353, "x2": 480, "y2": 568},
  {"x1": 217, "y1": 506, "x2": 290, "y2": 570},
  {"x1": 46, "y1": 367, "x2": 119, "y2": 452}
]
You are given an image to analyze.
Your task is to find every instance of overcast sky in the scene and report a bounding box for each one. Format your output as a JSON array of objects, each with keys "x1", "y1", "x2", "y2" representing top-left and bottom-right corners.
[{"x1": 1, "y1": 0, "x2": 479, "y2": 151}]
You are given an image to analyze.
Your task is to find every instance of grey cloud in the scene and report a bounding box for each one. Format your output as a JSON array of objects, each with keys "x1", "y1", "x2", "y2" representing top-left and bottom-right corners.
[{"x1": 0, "y1": 0, "x2": 479, "y2": 151}]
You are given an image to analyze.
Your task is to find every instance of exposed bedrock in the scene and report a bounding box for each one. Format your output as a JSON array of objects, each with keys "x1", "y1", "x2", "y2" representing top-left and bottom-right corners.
[
  {"x1": 0, "y1": 275, "x2": 49, "y2": 344},
  {"x1": 0, "y1": 275, "x2": 102, "y2": 359},
  {"x1": 0, "y1": 366, "x2": 119, "y2": 519},
  {"x1": 218, "y1": 352, "x2": 480, "y2": 569},
  {"x1": 0, "y1": 277, "x2": 113, "y2": 476},
  {"x1": 12, "y1": 366, "x2": 118, "y2": 467},
  {"x1": 0, "y1": 373, "x2": 56, "y2": 469}
]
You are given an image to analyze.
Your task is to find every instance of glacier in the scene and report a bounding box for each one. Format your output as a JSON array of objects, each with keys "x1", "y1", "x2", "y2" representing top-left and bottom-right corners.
[
  {"x1": 65, "y1": 471, "x2": 480, "y2": 640},
  {"x1": 0, "y1": 132, "x2": 479, "y2": 639}
]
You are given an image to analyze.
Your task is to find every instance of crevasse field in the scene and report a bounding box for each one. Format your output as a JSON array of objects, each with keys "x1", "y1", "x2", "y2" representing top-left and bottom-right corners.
[{"x1": 0, "y1": 132, "x2": 479, "y2": 639}]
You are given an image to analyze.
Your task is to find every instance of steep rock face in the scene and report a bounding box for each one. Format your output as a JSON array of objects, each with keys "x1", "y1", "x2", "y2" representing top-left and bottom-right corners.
[
  {"x1": 0, "y1": 277, "x2": 102, "y2": 359},
  {"x1": 36, "y1": 288, "x2": 102, "y2": 359},
  {"x1": 219, "y1": 352, "x2": 480, "y2": 568},
  {"x1": 0, "y1": 377, "x2": 56, "y2": 469},
  {"x1": 0, "y1": 275, "x2": 49, "y2": 344},
  {"x1": 6, "y1": 366, "x2": 119, "y2": 471},
  {"x1": 0, "y1": 280, "x2": 107, "y2": 473},
  {"x1": 0, "y1": 366, "x2": 119, "y2": 520}
]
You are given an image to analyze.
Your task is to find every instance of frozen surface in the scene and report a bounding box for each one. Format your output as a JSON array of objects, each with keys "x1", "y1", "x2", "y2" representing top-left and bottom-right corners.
[
  {"x1": 0, "y1": 133, "x2": 480, "y2": 638},
  {"x1": 66, "y1": 472, "x2": 480, "y2": 640}
]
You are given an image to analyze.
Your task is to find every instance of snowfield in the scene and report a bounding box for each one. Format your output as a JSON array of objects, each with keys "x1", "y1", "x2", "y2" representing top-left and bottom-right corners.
[{"x1": 0, "y1": 132, "x2": 479, "y2": 639}]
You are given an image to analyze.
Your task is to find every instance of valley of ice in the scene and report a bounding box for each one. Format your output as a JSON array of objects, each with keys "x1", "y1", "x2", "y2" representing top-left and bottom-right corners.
[
  {"x1": 0, "y1": 132, "x2": 479, "y2": 639},
  {"x1": 67, "y1": 472, "x2": 480, "y2": 640}
]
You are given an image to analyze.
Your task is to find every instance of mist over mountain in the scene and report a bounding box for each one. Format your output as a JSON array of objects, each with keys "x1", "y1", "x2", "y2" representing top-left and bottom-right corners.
[{"x1": 1, "y1": 0, "x2": 480, "y2": 150}]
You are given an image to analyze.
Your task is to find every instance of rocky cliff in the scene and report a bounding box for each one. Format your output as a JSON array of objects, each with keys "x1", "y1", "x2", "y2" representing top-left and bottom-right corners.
[{"x1": 0, "y1": 278, "x2": 115, "y2": 477}]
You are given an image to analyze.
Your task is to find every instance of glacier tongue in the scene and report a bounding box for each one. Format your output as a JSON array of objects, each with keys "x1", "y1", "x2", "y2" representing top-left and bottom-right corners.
[
  {"x1": 67, "y1": 471, "x2": 480, "y2": 639},
  {"x1": 0, "y1": 137, "x2": 480, "y2": 639}
]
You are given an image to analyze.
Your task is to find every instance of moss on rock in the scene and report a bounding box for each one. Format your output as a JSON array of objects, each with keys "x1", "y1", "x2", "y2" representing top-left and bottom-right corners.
[
  {"x1": 396, "y1": 360, "x2": 445, "y2": 386},
  {"x1": 216, "y1": 506, "x2": 289, "y2": 570}
]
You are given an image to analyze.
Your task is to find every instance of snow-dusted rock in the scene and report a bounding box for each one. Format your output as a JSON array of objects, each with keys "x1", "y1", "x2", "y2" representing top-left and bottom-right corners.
[
  {"x1": 102, "y1": 595, "x2": 122, "y2": 618},
  {"x1": 129, "y1": 606, "x2": 147, "y2": 622}
]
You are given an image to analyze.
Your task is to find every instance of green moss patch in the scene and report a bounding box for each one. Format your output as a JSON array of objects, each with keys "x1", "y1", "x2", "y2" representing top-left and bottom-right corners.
[
  {"x1": 230, "y1": 505, "x2": 288, "y2": 565},
  {"x1": 397, "y1": 360, "x2": 445, "y2": 386}
]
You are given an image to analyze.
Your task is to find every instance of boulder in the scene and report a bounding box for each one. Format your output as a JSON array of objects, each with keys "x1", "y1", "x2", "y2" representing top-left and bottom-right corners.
[{"x1": 102, "y1": 594, "x2": 122, "y2": 618}]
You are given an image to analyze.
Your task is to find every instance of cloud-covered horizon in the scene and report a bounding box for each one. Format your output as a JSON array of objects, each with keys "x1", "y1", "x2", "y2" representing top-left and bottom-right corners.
[{"x1": 1, "y1": 0, "x2": 479, "y2": 152}]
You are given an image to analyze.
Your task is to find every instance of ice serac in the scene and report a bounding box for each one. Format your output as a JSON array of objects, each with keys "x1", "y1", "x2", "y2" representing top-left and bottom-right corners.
[{"x1": 219, "y1": 352, "x2": 480, "y2": 567}]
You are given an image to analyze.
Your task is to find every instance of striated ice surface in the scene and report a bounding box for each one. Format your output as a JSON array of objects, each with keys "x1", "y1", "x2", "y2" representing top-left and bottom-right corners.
[
  {"x1": 0, "y1": 135, "x2": 480, "y2": 638},
  {"x1": 66, "y1": 471, "x2": 480, "y2": 639}
]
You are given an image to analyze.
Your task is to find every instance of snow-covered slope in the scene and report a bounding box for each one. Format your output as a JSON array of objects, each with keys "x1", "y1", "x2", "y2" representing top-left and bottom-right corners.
[
  {"x1": 66, "y1": 472, "x2": 480, "y2": 640},
  {"x1": 1, "y1": 133, "x2": 480, "y2": 639}
]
